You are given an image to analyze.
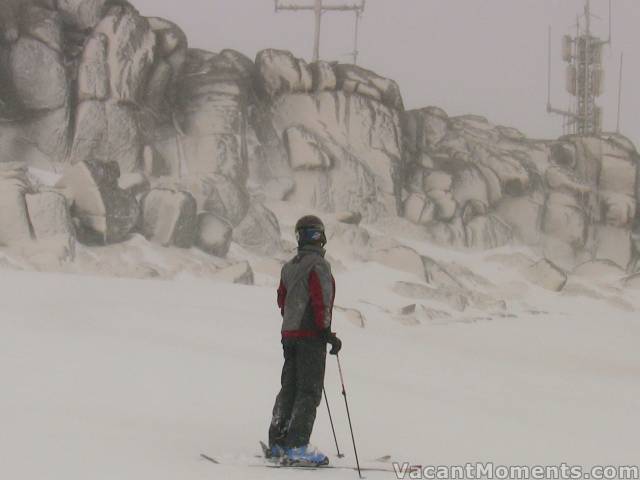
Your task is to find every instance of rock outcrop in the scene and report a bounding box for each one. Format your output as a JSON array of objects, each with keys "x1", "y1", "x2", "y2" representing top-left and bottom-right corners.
[
  {"x1": 402, "y1": 107, "x2": 639, "y2": 270},
  {"x1": 1, "y1": 0, "x2": 639, "y2": 279}
]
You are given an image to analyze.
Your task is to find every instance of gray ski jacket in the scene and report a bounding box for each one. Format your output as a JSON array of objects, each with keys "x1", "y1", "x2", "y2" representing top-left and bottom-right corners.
[{"x1": 277, "y1": 245, "x2": 335, "y2": 339}]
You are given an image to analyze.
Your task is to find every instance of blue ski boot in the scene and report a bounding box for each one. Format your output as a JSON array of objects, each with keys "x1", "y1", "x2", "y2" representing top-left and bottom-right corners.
[
  {"x1": 261, "y1": 441, "x2": 285, "y2": 460},
  {"x1": 282, "y1": 445, "x2": 329, "y2": 467}
]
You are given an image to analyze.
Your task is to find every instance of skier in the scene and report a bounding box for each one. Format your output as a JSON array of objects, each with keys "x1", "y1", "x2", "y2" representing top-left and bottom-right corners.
[{"x1": 267, "y1": 215, "x2": 342, "y2": 466}]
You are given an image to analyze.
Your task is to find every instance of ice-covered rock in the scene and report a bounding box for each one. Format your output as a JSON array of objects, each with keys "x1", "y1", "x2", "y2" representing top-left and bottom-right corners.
[
  {"x1": 255, "y1": 49, "x2": 312, "y2": 98},
  {"x1": 232, "y1": 202, "x2": 281, "y2": 255},
  {"x1": 334, "y1": 64, "x2": 404, "y2": 111},
  {"x1": 56, "y1": 161, "x2": 139, "y2": 245},
  {"x1": 25, "y1": 191, "x2": 74, "y2": 241},
  {"x1": 71, "y1": 101, "x2": 143, "y2": 173},
  {"x1": 58, "y1": 0, "x2": 110, "y2": 30},
  {"x1": 393, "y1": 281, "x2": 469, "y2": 312},
  {"x1": 140, "y1": 189, "x2": 197, "y2": 248},
  {"x1": 196, "y1": 213, "x2": 232, "y2": 257},
  {"x1": 369, "y1": 246, "x2": 426, "y2": 281},
  {"x1": 0, "y1": 168, "x2": 33, "y2": 246},
  {"x1": 10, "y1": 37, "x2": 67, "y2": 111},
  {"x1": 215, "y1": 261, "x2": 254, "y2": 285},
  {"x1": 525, "y1": 259, "x2": 567, "y2": 292}
]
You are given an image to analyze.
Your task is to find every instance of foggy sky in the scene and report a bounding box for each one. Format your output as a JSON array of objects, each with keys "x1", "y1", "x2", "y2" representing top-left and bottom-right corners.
[{"x1": 133, "y1": 0, "x2": 639, "y2": 146}]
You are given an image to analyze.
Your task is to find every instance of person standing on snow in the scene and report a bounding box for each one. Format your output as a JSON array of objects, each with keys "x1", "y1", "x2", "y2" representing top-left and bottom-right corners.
[{"x1": 267, "y1": 215, "x2": 342, "y2": 466}]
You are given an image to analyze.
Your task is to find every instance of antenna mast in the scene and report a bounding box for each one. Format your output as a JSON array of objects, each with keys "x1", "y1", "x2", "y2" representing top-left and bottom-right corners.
[
  {"x1": 275, "y1": 0, "x2": 366, "y2": 63},
  {"x1": 547, "y1": 0, "x2": 612, "y2": 136},
  {"x1": 616, "y1": 52, "x2": 624, "y2": 133}
]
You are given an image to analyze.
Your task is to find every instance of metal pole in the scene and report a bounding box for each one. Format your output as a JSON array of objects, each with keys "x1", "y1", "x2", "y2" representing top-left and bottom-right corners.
[
  {"x1": 313, "y1": 0, "x2": 322, "y2": 62},
  {"x1": 352, "y1": 6, "x2": 362, "y2": 65},
  {"x1": 336, "y1": 355, "x2": 362, "y2": 479},
  {"x1": 547, "y1": 25, "x2": 552, "y2": 110},
  {"x1": 323, "y1": 387, "x2": 344, "y2": 458},
  {"x1": 616, "y1": 52, "x2": 623, "y2": 133}
]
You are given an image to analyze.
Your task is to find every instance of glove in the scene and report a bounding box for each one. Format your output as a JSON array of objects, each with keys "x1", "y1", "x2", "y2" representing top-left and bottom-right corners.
[{"x1": 321, "y1": 328, "x2": 342, "y2": 355}]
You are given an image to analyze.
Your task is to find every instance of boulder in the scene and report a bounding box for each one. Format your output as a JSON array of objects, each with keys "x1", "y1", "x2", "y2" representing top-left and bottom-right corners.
[
  {"x1": 495, "y1": 195, "x2": 542, "y2": 245},
  {"x1": 78, "y1": 33, "x2": 110, "y2": 102},
  {"x1": 201, "y1": 174, "x2": 250, "y2": 227},
  {"x1": 426, "y1": 189, "x2": 457, "y2": 221},
  {"x1": 0, "y1": 170, "x2": 32, "y2": 246},
  {"x1": 24, "y1": 107, "x2": 71, "y2": 161},
  {"x1": 56, "y1": 161, "x2": 139, "y2": 244},
  {"x1": 541, "y1": 192, "x2": 587, "y2": 248},
  {"x1": 464, "y1": 215, "x2": 512, "y2": 249},
  {"x1": 600, "y1": 192, "x2": 635, "y2": 228},
  {"x1": 22, "y1": 6, "x2": 63, "y2": 52},
  {"x1": 232, "y1": 202, "x2": 281, "y2": 255},
  {"x1": 451, "y1": 165, "x2": 490, "y2": 208},
  {"x1": 118, "y1": 172, "x2": 150, "y2": 197},
  {"x1": 393, "y1": 281, "x2": 469, "y2": 312},
  {"x1": 600, "y1": 152, "x2": 636, "y2": 197},
  {"x1": 284, "y1": 126, "x2": 331, "y2": 170},
  {"x1": 310, "y1": 61, "x2": 336, "y2": 91},
  {"x1": 215, "y1": 261, "x2": 254, "y2": 285},
  {"x1": 525, "y1": 259, "x2": 567, "y2": 292},
  {"x1": 334, "y1": 64, "x2": 403, "y2": 111},
  {"x1": 335, "y1": 211, "x2": 362, "y2": 225},
  {"x1": 140, "y1": 189, "x2": 197, "y2": 248},
  {"x1": 94, "y1": 6, "x2": 156, "y2": 103},
  {"x1": 573, "y1": 260, "x2": 626, "y2": 279},
  {"x1": 255, "y1": 49, "x2": 312, "y2": 98},
  {"x1": 71, "y1": 101, "x2": 143, "y2": 173},
  {"x1": 10, "y1": 37, "x2": 67, "y2": 110},
  {"x1": 25, "y1": 191, "x2": 74, "y2": 241},
  {"x1": 369, "y1": 246, "x2": 426, "y2": 281},
  {"x1": 403, "y1": 193, "x2": 435, "y2": 226},
  {"x1": 196, "y1": 213, "x2": 232, "y2": 257},
  {"x1": 25, "y1": 191, "x2": 75, "y2": 261},
  {"x1": 594, "y1": 225, "x2": 632, "y2": 269},
  {"x1": 58, "y1": 0, "x2": 110, "y2": 30},
  {"x1": 424, "y1": 171, "x2": 452, "y2": 192}
]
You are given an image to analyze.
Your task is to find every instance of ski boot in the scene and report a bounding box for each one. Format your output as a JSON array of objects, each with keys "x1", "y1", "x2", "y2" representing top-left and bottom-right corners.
[{"x1": 282, "y1": 445, "x2": 329, "y2": 467}]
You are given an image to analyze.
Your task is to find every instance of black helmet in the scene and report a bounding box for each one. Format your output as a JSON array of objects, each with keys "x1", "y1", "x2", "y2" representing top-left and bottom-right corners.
[{"x1": 295, "y1": 215, "x2": 326, "y2": 247}]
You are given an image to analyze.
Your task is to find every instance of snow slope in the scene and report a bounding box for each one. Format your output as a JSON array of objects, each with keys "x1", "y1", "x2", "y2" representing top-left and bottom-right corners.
[{"x1": 2, "y1": 239, "x2": 640, "y2": 480}]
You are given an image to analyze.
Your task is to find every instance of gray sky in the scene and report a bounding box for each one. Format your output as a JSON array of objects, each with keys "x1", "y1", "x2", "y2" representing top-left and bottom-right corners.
[{"x1": 134, "y1": 0, "x2": 639, "y2": 146}]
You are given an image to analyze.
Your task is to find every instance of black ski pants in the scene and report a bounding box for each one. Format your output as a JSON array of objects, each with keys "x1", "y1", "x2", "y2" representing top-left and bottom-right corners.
[{"x1": 269, "y1": 338, "x2": 327, "y2": 449}]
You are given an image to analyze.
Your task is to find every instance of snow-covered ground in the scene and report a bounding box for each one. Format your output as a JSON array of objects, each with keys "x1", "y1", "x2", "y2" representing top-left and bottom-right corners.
[{"x1": 2, "y1": 228, "x2": 639, "y2": 480}]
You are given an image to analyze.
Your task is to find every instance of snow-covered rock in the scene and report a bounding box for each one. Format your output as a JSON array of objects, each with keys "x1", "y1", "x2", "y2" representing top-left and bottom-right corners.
[
  {"x1": 255, "y1": 49, "x2": 312, "y2": 98},
  {"x1": 525, "y1": 259, "x2": 567, "y2": 292},
  {"x1": 140, "y1": 189, "x2": 197, "y2": 248},
  {"x1": 196, "y1": 213, "x2": 232, "y2": 257},
  {"x1": 56, "y1": 161, "x2": 139, "y2": 245},
  {"x1": 232, "y1": 202, "x2": 281, "y2": 255},
  {"x1": 25, "y1": 190, "x2": 75, "y2": 244},
  {"x1": 0, "y1": 168, "x2": 33, "y2": 246},
  {"x1": 214, "y1": 261, "x2": 254, "y2": 285}
]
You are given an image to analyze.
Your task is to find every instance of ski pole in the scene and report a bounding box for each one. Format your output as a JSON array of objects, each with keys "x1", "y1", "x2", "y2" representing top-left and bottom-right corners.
[
  {"x1": 323, "y1": 386, "x2": 344, "y2": 458},
  {"x1": 336, "y1": 354, "x2": 362, "y2": 479}
]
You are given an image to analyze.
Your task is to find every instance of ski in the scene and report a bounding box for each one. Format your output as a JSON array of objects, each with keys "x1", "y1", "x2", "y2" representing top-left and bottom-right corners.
[
  {"x1": 249, "y1": 463, "x2": 397, "y2": 473},
  {"x1": 256, "y1": 441, "x2": 395, "y2": 472}
]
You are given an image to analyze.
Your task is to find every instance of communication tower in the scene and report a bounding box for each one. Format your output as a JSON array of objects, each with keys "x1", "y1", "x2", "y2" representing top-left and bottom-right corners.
[{"x1": 547, "y1": 0, "x2": 611, "y2": 136}]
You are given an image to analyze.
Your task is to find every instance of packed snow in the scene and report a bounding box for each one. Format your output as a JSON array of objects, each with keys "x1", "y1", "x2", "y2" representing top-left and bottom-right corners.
[{"x1": 2, "y1": 215, "x2": 639, "y2": 479}]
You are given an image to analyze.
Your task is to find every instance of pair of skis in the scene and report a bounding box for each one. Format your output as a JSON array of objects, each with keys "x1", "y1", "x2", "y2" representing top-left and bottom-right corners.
[{"x1": 199, "y1": 442, "x2": 396, "y2": 474}]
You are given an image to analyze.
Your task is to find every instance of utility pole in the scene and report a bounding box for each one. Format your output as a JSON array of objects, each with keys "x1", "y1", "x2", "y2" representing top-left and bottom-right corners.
[{"x1": 275, "y1": 0, "x2": 366, "y2": 63}]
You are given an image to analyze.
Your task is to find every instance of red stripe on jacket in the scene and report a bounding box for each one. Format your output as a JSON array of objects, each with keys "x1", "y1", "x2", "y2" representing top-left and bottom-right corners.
[
  {"x1": 282, "y1": 330, "x2": 320, "y2": 339},
  {"x1": 277, "y1": 280, "x2": 287, "y2": 317}
]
